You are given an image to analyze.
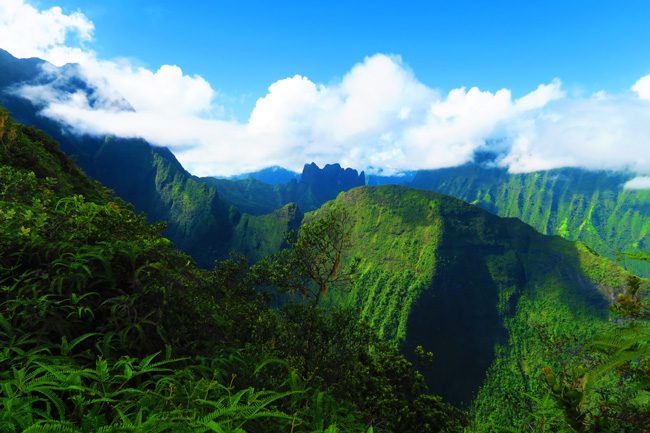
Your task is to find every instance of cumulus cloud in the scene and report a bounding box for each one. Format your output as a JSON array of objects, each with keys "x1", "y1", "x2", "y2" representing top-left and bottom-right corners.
[
  {"x1": 504, "y1": 95, "x2": 650, "y2": 173},
  {"x1": 0, "y1": 0, "x2": 93, "y2": 65},
  {"x1": 624, "y1": 176, "x2": 650, "y2": 190},
  {"x1": 2, "y1": 0, "x2": 650, "y2": 178},
  {"x1": 1, "y1": 0, "x2": 219, "y2": 118},
  {"x1": 632, "y1": 75, "x2": 650, "y2": 100}
]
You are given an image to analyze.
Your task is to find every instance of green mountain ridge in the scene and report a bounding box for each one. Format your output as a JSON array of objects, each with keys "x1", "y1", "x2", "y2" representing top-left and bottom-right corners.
[
  {"x1": 2, "y1": 99, "x2": 648, "y2": 432},
  {"x1": 410, "y1": 164, "x2": 650, "y2": 277},
  {"x1": 200, "y1": 160, "x2": 650, "y2": 282},
  {"x1": 0, "y1": 50, "x2": 275, "y2": 267},
  {"x1": 1, "y1": 104, "x2": 467, "y2": 432},
  {"x1": 313, "y1": 186, "x2": 632, "y2": 410}
]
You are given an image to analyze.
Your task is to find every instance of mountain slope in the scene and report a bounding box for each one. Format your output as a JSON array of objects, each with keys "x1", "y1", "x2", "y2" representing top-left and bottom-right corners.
[
  {"x1": 410, "y1": 164, "x2": 650, "y2": 276},
  {"x1": 315, "y1": 186, "x2": 631, "y2": 407},
  {"x1": 1, "y1": 106, "x2": 468, "y2": 433},
  {"x1": 230, "y1": 202, "x2": 303, "y2": 262},
  {"x1": 226, "y1": 165, "x2": 300, "y2": 184},
  {"x1": 0, "y1": 49, "x2": 274, "y2": 267},
  {"x1": 204, "y1": 162, "x2": 366, "y2": 215}
]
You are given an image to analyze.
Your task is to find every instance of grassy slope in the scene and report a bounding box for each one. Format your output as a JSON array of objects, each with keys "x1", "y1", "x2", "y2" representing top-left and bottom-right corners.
[
  {"x1": 411, "y1": 165, "x2": 650, "y2": 277},
  {"x1": 230, "y1": 203, "x2": 303, "y2": 263},
  {"x1": 316, "y1": 186, "x2": 631, "y2": 410}
]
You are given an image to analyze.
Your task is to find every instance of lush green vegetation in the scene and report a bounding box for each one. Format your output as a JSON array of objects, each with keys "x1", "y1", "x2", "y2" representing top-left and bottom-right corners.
[
  {"x1": 470, "y1": 280, "x2": 649, "y2": 432},
  {"x1": 5, "y1": 44, "x2": 645, "y2": 282},
  {"x1": 297, "y1": 186, "x2": 649, "y2": 433},
  {"x1": 0, "y1": 108, "x2": 466, "y2": 432},
  {"x1": 202, "y1": 163, "x2": 365, "y2": 216},
  {"x1": 229, "y1": 203, "x2": 302, "y2": 263},
  {"x1": 411, "y1": 165, "x2": 650, "y2": 277},
  {"x1": 2, "y1": 94, "x2": 648, "y2": 431}
]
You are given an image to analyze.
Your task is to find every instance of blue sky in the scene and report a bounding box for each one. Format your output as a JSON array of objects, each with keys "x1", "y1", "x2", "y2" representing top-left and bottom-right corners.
[
  {"x1": 37, "y1": 0, "x2": 650, "y2": 117},
  {"x1": 3, "y1": 0, "x2": 650, "y2": 182}
]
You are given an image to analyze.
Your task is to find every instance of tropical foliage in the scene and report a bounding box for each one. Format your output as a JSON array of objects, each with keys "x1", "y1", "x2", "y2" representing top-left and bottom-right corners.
[{"x1": 0, "y1": 107, "x2": 464, "y2": 432}]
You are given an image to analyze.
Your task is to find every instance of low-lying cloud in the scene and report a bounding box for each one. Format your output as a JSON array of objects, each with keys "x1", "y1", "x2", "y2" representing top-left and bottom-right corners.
[
  {"x1": 2, "y1": 0, "x2": 650, "y2": 185},
  {"x1": 624, "y1": 176, "x2": 650, "y2": 190}
]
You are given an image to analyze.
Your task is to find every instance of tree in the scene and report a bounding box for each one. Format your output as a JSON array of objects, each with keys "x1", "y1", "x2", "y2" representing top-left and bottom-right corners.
[{"x1": 256, "y1": 207, "x2": 360, "y2": 305}]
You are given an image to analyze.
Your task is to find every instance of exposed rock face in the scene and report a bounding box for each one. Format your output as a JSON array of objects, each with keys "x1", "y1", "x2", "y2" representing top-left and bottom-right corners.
[{"x1": 299, "y1": 162, "x2": 366, "y2": 205}]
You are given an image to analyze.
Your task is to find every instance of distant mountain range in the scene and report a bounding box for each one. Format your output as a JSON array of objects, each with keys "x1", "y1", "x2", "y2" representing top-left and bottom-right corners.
[
  {"x1": 220, "y1": 166, "x2": 300, "y2": 184},
  {"x1": 0, "y1": 48, "x2": 648, "y2": 277},
  {"x1": 206, "y1": 161, "x2": 650, "y2": 276},
  {"x1": 1, "y1": 55, "x2": 646, "y2": 429},
  {"x1": 202, "y1": 162, "x2": 365, "y2": 215}
]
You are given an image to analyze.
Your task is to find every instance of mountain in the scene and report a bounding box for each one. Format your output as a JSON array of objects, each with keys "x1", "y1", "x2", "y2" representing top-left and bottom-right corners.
[
  {"x1": 0, "y1": 49, "x2": 248, "y2": 267},
  {"x1": 0, "y1": 48, "x2": 44, "y2": 88},
  {"x1": 1, "y1": 50, "x2": 369, "y2": 267},
  {"x1": 315, "y1": 185, "x2": 631, "y2": 411},
  {"x1": 410, "y1": 164, "x2": 650, "y2": 276},
  {"x1": 203, "y1": 162, "x2": 366, "y2": 215},
  {"x1": 210, "y1": 159, "x2": 650, "y2": 278},
  {"x1": 0, "y1": 107, "x2": 467, "y2": 433},
  {"x1": 2, "y1": 84, "x2": 647, "y2": 431},
  {"x1": 4, "y1": 47, "x2": 646, "y2": 280},
  {"x1": 230, "y1": 202, "x2": 303, "y2": 262},
  {"x1": 2, "y1": 47, "x2": 647, "y2": 277},
  {"x1": 225, "y1": 165, "x2": 300, "y2": 184},
  {"x1": 207, "y1": 160, "x2": 650, "y2": 279},
  {"x1": 366, "y1": 171, "x2": 416, "y2": 185},
  {"x1": 300, "y1": 162, "x2": 366, "y2": 204}
]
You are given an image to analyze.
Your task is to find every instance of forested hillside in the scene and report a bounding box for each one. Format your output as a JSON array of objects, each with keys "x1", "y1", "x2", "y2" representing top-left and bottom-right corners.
[
  {"x1": 303, "y1": 186, "x2": 649, "y2": 431},
  {"x1": 411, "y1": 164, "x2": 650, "y2": 277},
  {"x1": 2, "y1": 99, "x2": 649, "y2": 432},
  {"x1": 0, "y1": 107, "x2": 469, "y2": 432},
  {"x1": 1, "y1": 47, "x2": 649, "y2": 432},
  {"x1": 0, "y1": 50, "x2": 243, "y2": 265}
]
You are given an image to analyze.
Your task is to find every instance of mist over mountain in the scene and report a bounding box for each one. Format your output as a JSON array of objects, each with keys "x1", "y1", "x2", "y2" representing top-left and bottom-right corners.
[
  {"x1": 0, "y1": 49, "x2": 287, "y2": 267},
  {"x1": 2, "y1": 46, "x2": 648, "y2": 281}
]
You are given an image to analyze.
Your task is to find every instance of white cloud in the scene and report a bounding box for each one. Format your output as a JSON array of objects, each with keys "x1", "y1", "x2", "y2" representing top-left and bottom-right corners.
[
  {"x1": 624, "y1": 176, "x2": 650, "y2": 190},
  {"x1": 514, "y1": 79, "x2": 565, "y2": 111},
  {"x1": 0, "y1": 0, "x2": 93, "y2": 65},
  {"x1": 632, "y1": 75, "x2": 650, "y2": 100},
  {"x1": 1, "y1": 0, "x2": 219, "y2": 117},
  {"x1": 2, "y1": 0, "x2": 650, "y2": 178},
  {"x1": 504, "y1": 96, "x2": 650, "y2": 174}
]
